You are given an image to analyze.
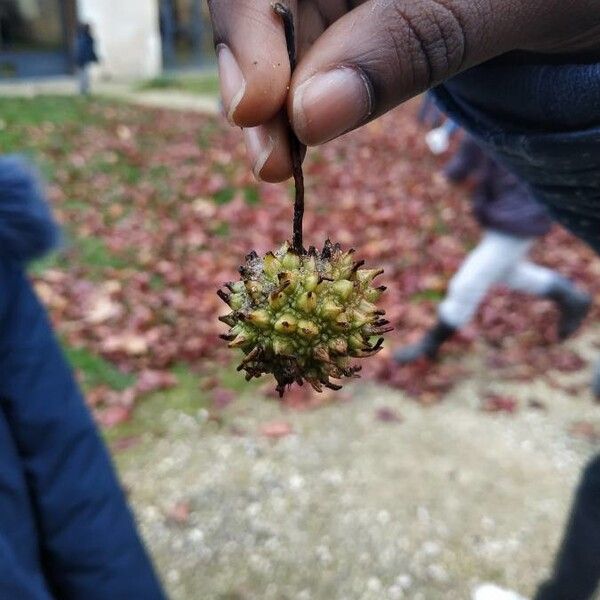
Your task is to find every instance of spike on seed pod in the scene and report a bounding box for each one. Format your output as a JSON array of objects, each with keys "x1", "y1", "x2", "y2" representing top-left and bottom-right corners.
[
  {"x1": 273, "y1": 338, "x2": 294, "y2": 356},
  {"x1": 332, "y1": 279, "x2": 354, "y2": 300},
  {"x1": 275, "y1": 315, "x2": 297, "y2": 334},
  {"x1": 244, "y1": 280, "x2": 262, "y2": 300},
  {"x1": 247, "y1": 309, "x2": 270, "y2": 328},
  {"x1": 356, "y1": 269, "x2": 384, "y2": 285},
  {"x1": 229, "y1": 333, "x2": 248, "y2": 349},
  {"x1": 298, "y1": 320, "x2": 319, "y2": 338},
  {"x1": 218, "y1": 241, "x2": 391, "y2": 396},
  {"x1": 329, "y1": 338, "x2": 348, "y2": 355},
  {"x1": 298, "y1": 291, "x2": 317, "y2": 313},
  {"x1": 218, "y1": 313, "x2": 237, "y2": 327},
  {"x1": 304, "y1": 273, "x2": 319, "y2": 292}
]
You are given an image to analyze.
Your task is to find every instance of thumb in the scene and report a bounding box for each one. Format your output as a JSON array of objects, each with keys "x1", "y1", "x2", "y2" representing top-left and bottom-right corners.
[{"x1": 289, "y1": 0, "x2": 541, "y2": 146}]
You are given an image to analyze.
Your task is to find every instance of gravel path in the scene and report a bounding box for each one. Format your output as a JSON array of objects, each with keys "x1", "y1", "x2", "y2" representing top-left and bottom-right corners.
[{"x1": 115, "y1": 329, "x2": 600, "y2": 600}]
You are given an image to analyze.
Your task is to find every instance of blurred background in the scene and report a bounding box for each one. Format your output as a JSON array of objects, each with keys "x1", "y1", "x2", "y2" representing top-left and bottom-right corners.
[
  {"x1": 0, "y1": 2, "x2": 599, "y2": 599},
  {"x1": 0, "y1": 0, "x2": 212, "y2": 78}
]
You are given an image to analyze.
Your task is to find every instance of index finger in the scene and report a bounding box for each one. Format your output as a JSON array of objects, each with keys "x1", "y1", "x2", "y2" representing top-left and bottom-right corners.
[{"x1": 209, "y1": 0, "x2": 296, "y2": 127}]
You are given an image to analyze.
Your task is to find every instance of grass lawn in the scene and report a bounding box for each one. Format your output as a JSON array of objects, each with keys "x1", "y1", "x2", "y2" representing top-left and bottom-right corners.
[{"x1": 137, "y1": 71, "x2": 220, "y2": 96}]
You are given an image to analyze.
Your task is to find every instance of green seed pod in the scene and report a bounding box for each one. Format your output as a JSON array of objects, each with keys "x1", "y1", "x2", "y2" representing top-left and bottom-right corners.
[{"x1": 218, "y1": 240, "x2": 390, "y2": 397}]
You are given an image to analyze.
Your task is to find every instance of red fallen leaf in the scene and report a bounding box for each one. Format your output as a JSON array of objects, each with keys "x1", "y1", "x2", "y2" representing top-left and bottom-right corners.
[
  {"x1": 375, "y1": 407, "x2": 403, "y2": 423},
  {"x1": 229, "y1": 424, "x2": 247, "y2": 437},
  {"x1": 569, "y1": 421, "x2": 600, "y2": 443},
  {"x1": 97, "y1": 405, "x2": 132, "y2": 428},
  {"x1": 135, "y1": 369, "x2": 177, "y2": 394},
  {"x1": 111, "y1": 435, "x2": 143, "y2": 452},
  {"x1": 481, "y1": 394, "x2": 519, "y2": 414},
  {"x1": 260, "y1": 421, "x2": 293, "y2": 439},
  {"x1": 166, "y1": 501, "x2": 191, "y2": 525},
  {"x1": 548, "y1": 350, "x2": 587, "y2": 373},
  {"x1": 211, "y1": 387, "x2": 236, "y2": 410}
]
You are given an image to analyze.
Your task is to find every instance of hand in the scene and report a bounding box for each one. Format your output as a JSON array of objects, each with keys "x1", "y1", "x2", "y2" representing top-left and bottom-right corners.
[{"x1": 209, "y1": 0, "x2": 600, "y2": 182}]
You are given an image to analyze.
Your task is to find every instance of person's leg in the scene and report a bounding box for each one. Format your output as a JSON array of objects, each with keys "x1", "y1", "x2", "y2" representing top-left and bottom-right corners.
[
  {"x1": 534, "y1": 454, "x2": 600, "y2": 600},
  {"x1": 444, "y1": 135, "x2": 487, "y2": 182},
  {"x1": 0, "y1": 261, "x2": 165, "y2": 600},
  {"x1": 395, "y1": 230, "x2": 532, "y2": 363},
  {"x1": 502, "y1": 261, "x2": 591, "y2": 339},
  {"x1": 0, "y1": 408, "x2": 54, "y2": 600},
  {"x1": 438, "y1": 231, "x2": 532, "y2": 327},
  {"x1": 78, "y1": 67, "x2": 90, "y2": 95}
]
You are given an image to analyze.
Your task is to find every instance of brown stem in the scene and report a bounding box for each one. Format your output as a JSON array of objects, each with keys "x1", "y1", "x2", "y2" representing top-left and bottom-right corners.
[{"x1": 273, "y1": 2, "x2": 305, "y2": 253}]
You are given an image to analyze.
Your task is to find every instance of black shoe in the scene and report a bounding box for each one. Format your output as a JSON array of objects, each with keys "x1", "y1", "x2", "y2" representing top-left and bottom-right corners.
[
  {"x1": 545, "y1": 277, "x2": 592, "y2": 340},
  {"x1": 394, "y1": 320, "x2": 456, "y2": 364}
]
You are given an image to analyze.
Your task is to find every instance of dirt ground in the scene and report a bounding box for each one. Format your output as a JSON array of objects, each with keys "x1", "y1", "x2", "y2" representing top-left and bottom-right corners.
[{"x1": 114, "y1": 328, "x2": 600, "y2": 600}]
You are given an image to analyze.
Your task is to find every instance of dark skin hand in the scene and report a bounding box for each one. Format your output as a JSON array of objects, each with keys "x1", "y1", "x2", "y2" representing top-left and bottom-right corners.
[{"x1": 208, "y1": 0, "x2": 600, "y2": 182}]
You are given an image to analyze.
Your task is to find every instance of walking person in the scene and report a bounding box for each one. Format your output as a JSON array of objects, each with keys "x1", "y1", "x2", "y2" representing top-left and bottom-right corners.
[
  {"x1": 394, "y1": 136, "x2": 592, "y2": 364},
  {"x1": 75, "y1": 23, "x2": 98, "y2": 96},
  {"x1": 0, "y1": 155, "x2": 166, "y2": 599}
]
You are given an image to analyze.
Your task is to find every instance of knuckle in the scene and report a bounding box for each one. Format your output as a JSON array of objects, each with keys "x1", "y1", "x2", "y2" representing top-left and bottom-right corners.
[{"x1": 380, "y1": 0, "x2": 468, "y2": 86}]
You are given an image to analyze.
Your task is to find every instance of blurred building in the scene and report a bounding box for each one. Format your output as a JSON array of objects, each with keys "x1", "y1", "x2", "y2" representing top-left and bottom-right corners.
[{"x1": 0, "y1": 0, "x2": 212, "y2": 79}]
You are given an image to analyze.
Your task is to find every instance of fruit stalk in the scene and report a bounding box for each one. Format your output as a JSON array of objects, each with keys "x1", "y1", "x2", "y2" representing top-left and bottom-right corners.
[{"x1": 273, "y1": 2, "x2": 305, "y2": 254}]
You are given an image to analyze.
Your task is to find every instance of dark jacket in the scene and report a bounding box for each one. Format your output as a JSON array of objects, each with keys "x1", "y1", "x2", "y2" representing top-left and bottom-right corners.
[
  {"x1": 445, "y1": 137, "x2": 552, "y2": 238},
  {"x1": 434, "y1": 52, "x2": 600, "y2": 254},
  {"x1": 75, "y1": 28, "x2": 98, "y2": 68}
]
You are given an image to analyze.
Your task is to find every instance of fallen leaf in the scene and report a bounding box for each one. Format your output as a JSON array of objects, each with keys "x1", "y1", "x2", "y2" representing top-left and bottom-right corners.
[
  {"x1": 97, "y1": 405, "x2": 132, "y2": 428},
  {"x1": 166, "y1": 501, "x2": 191, "y2": 525},
  {"x1": 481, "y1": 394, "x2": 519, "y2": 414},
  {"x1": 569, "y1": 421, "x2": 600, "y2": 443},
  {"x1": 375, "y1": 407, "x2": 403, "y2": 423},
  {"x1": 211, "y1": 387, "x2": 235, "y2": 410},
  {"x1": 136, "y1": 369, "x2": 177, "y2": 394},
  {"x1": 260, "y1": 421, "x2": 293, "y2": 439}
]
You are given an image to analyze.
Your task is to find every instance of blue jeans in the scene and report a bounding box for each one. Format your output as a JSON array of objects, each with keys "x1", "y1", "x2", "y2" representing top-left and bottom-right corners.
[{"x1": 0, "y1": 261, "x2": 166, "y2": 599}]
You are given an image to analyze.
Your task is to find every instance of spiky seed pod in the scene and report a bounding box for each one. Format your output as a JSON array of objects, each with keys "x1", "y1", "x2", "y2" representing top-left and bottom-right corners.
[{"x1": 218, "y1": 240, "x2": 392, "y2": 397}]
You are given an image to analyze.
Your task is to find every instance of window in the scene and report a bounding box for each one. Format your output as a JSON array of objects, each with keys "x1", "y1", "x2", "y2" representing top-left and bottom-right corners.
[{"x1": 0, "y1": 0, "x2": 64, "y2": 51}]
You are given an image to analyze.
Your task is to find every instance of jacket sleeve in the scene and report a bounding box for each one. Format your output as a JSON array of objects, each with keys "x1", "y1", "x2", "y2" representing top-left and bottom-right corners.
[{"x1": 0, "y1": 264, "x2": 166, "y2": 600}]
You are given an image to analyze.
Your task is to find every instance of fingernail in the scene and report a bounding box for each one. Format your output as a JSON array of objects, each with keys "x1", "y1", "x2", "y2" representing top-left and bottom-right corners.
[
  {"x1": 217, "y1": 44, "x2": 246, "y2": 124},
  {"x1": 293, "y1": 67, "x2": 372, "y2": 145},
  {"x1": 244, "y1": 127, "x2": 275, "y2": 181}
]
